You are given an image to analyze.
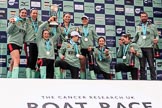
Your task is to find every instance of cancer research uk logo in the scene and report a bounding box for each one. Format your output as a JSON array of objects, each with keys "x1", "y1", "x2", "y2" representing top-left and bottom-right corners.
[{"x1": 26, "y1": 95, "x2": 153, "y2": 108}]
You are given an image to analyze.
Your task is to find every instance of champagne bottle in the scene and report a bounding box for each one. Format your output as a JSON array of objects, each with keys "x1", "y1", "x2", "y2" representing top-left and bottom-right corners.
[
  {"x1": 129, "y1": 52, "x2": 135, "y2": 67},
  {"x1": 57, "y1": 36, "x2": 62, "y2": 49},
  {"x1": 153, "y1": 35, "x2": 160, "y2": 58},
  {"x1": 89, "y1": 50, "x2": 94, "y2": 65},
  {"x1": 153, "y1": 43, "x2": 160, "y2": 58}
]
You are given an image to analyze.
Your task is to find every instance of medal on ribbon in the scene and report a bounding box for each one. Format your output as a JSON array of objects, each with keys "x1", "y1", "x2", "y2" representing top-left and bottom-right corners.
[
  {"x1": 64, "y1": 23, "x2": 71, "y2": 40},
  {"x1": 98, "y1": 47, "x2": 104, "y2": 61},
  {"x1": 70, "y1": 39, "x2": 79, "y2": 57},
  {"x1": 122, "y1": 44, "x2": 129, "y2": 60},
  {"x1": 142, "y1": 22, "x2": 148, "y2": 40},
  {"x1": 45, "y1": 40, "x2": 51, "y2": 55},
  {"x1": 83, "y1": 26, "x2": 89, "y2": 42},
  {"x1": 31, "y1": 18, "x2": 38, "y2": 33}
]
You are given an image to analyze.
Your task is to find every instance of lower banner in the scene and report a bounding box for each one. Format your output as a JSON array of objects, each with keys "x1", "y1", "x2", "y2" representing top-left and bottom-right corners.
[{"x1": 0, "y1": 79, "x2": 162, "y2": 108}]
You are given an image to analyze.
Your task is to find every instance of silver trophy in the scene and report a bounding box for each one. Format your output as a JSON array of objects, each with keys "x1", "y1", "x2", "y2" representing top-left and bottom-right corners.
[{"x1": 49, "y1": 4, "x2": 59, "y2": 26}]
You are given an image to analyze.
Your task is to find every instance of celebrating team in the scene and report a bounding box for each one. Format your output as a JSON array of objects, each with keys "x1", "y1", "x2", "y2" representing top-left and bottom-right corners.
[{"x1": 6, "y1": 8, "x2": 159, "y2": 80}]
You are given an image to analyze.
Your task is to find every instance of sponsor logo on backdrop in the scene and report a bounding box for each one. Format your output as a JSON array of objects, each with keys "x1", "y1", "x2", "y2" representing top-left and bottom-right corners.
[
  {"x1": 134, "y1": 7, "x2": 143, "y2": 15},
  {"x1": 154, "y1": 21, "x2": 162, "y2": 25},
  {"x1": 157, "y1": 62, "x2": 162, "y2": 67},
  {"x1": 0, "y1": 58, "x2": 6, "y2": 63},
  {"x1": 96, "y1": 27, "x2": 105, "y2": 34},
  {"x1": 20, "y1": 1, "x2": 29, "y2": 6},
  {"x1": 31, "y1": 1, "x2": 40, "y2": 8},
  {"x1": 41, "y1": 11, "x2": 49, "y2": 21},
  {"x1": 106, "y1": 36, "x2": 116, "y2": 47},
  {"x1": 153, "y1": 8, "x2": 162, "y2": 17},
  {"x1": 116, "y1": 26, "x2": 125, "y2": 36},
  {"x1": 0, "y1": 10, "x2": 6, "y2": 18},
  {"x1": 0, "y1": 56, "x2": 6, "y2": 67},
  {"x1": 125, "y1": 7, "x2": 134, "y2": 14},
  {"x1": 0, "y1": 9, "x2": 6, "y2": 19},
  {"x1": 105, "y1": 7, "x2": 115, "y2": 12},
  {"x1": 20, "y1": 58, "x2": 26, "y2": 65},
  {"x1": 105, "y1": 15, "x2": 115, "y2": 25},
  {"x1": 74, "y1": 15, "x2": 81, "y2": 22},
  {"x1": 125, "y1": 16, "x2": 135, "y2": 26},
  {"x1": 115, "y1": 5, "x2": 124, "y2": 15},
  {"x1": 95, "y1": 16, "x2": 105, "y2": 22},
  {"x1": 106, "y1": 28, "x2": 115, "y2": 32},
  {"x1": 135, "y1": 8, "x2": 141, "y2": 14},
  {"x1": 8, "y1": 0, "x2": 17, "y2": 6},
  {"x1": 95, "y1": 4, "x2": 105, "y2": 14},
  {"x1": 84, "y1": 5, "x2": 94, "y2": 11},
  {"x1": 8, "y1": 0, "x2": 18, "y2": 8},
  {"x1": 74, "y1": 4, "x2": 84, "y2": 11},
  {"x1": 0, "y1": 31, "x2": 7, "y2": 43}
]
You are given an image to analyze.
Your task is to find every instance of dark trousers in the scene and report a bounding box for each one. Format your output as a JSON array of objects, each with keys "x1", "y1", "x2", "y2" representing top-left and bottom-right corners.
[
  {"x1": 24, "y1": 43, "x2": 38, "y2": 70},
  {"x1": 140, "y1": 48, "x2": 156, "y2": 80},
  {"x1": 55, "y1": 60, "x2": 79, "y2": 79},
  {"x1": 93, "y1": 65, "x2": 112, "y2": 79},
  {"x1": 37, "y1": 58, "x2": 54, "y2": 79},
  {"x1": 115, "y1": 63, "x2": 138, "y2": 80},
  {"x1": 81, "y1": 49, "x2": 94, "y2": 70}
]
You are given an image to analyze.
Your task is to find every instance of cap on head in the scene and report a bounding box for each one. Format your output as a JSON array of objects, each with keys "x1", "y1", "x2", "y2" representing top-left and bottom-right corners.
[
  {"x1": 71, "y1": 31, "x2": 82, "y2": 37},
  {"x1": 81, "y1": 15, "x2": 89, "y2": 20},
  {"x1": 122, "y1": 33, "x2": 132, "y2": 40}
]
